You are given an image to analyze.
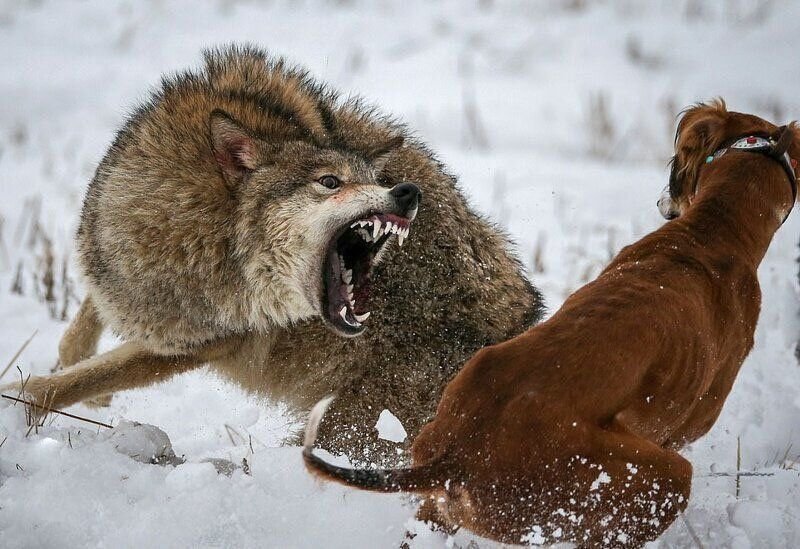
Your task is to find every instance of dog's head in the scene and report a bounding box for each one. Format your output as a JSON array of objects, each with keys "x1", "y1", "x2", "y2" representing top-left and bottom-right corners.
[
  {"x1": 659, "y1": 99, "x2": 800, "y2": 220},
  {"x1": 210, "y1": 110, "x2": 420, "y2": 337}
]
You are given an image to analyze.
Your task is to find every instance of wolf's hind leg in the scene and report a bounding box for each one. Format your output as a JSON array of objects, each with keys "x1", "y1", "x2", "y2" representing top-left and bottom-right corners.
[
  {"x1": 2, "y1": 342, "x2": 212, "y2": 411},
  {"x1": 58, "y1": 295, "x2": 112, "y2": 406},
  {"x1": 59, "y1": 296, "x2": 104, "y2": 367}
]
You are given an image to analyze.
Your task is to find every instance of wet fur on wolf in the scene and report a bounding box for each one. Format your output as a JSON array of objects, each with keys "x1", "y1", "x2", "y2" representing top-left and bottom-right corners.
[{"x1": 7, "y1": 45, "x2": 543, "y2": 460}]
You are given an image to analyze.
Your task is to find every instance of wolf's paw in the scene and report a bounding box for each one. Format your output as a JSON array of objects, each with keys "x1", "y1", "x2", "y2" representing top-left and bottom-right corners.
[
  {"x1": 0, "y1": 388, "x2": 15, "y2": 409},
  {"x1": 0, "y1": 381, "x2": 24, "y2": 408},
  {"x1": 84, "y1": 394, "x2": 113, "y2": 409}
]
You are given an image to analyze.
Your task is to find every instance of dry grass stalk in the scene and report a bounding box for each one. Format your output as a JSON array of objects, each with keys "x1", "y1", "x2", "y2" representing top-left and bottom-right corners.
[
  {"x1": 25, "y1": 198, "x2": 42, "y2": 250},
  {"x1": 224, "y1": 423, "x2": 246, "y2": 446},
  {"x1": 587, "y1": 91, "x2": 615, "y2": 159},
  {"x1": 606, "y1": 227, "x2": 617, "y2": 261},
  {"x1": 680, "y1": 513, "x2": 705, "y2": 549},
  {"x1": 25, "y1": 387, "x2": 55, "y2": 436},
  {"x1": 11, "y1": 261, "x2": 23, "y2": 294},
  {"x1": 463, "y1": 93, "x2": 490, "y2": 151},
  {"x1": 59, "y1": 256, "x2": 74, "y2": 321},
  {"x1": 0, "y1": 214, "x2": 8, "y2": 269},
  {"x1": 532, "y1": 232, "x2": 546, "y2": 274},
  {"x1": 490, "y1": 172, "x2": 508, "y2": 225},
  {"x1": 35, "y1": 232, "x2": 57, "y2": 318},
  {"x1": 1, "y1": 394, "x2": 113, "y2": 430},
  {"x1": 705, "y1": 471, "x2": 774, "y2": 478},
  {"x1": 0, "y1": 329, "x2": 37, "y2": 382},
  {"x1": 459, "y1": 54, "x2": 490, "y2": 152},
  {"x1": 736, "y1": 435, "x2": 742, "y2": 498}
]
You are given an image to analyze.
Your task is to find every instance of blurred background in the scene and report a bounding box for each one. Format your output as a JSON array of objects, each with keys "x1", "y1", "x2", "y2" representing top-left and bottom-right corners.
[{"x1": 1, "y1": 1, "x2": 799, "y2": 547}]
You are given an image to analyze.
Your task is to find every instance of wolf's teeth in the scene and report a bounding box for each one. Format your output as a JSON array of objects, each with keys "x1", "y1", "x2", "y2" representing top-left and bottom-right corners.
[
  {"x1": 343, "y1": 269, "x2": 352, "y2": 284},
  {"x1": 385, "y1": 221, "x2": 393, "y2": 234},
  {"x1": 340, "y1": 305, "x2": 360, "y2": 328},
  {"x1": 359, "y1": 221, "x2": 368, "y2": 227},
  {"x1": 372, "y1": 219, "x2": 382, "y2": 239},
  {"x1": 398, "y1": 234, "x2": 405, "y2": 247},
  {"x1": 354, "y1": 311, "x2": 371, "y2": 322},
  {"x1": 350, "y1": 222, "x2": 359, "y2": 228}
]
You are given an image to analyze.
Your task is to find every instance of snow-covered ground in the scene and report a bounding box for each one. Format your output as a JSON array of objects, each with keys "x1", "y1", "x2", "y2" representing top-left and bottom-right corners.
[{"x1": 1, "y1": 1, "x2": 799, "y2": 547}]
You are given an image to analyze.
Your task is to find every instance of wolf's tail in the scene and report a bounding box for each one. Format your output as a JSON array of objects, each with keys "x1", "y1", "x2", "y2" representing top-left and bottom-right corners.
[{"x1": 302, "y1": 396, "x2": 446, "y2": 493}]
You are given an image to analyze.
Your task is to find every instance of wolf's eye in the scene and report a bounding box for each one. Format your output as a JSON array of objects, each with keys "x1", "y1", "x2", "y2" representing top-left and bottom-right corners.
[{"x1": 318, "y1": 175, "x2": 341, "y2": 189}]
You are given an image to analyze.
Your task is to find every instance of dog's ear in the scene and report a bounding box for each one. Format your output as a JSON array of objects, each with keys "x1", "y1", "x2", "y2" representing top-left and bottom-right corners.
[
  {"x1": 670, "y1": 99, "x2": 729, "y2": 201},
  {"x1": 209, "y1": 110, "x2": 260, "y2": 186}
]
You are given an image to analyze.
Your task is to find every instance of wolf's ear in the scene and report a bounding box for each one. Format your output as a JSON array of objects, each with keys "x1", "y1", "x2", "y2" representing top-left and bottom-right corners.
[
  {"x1": 209, "y1": 110, "x2": 260, "y2": 185},
  {"x1": 369, "y1": 135, "x2": 405, "y2": 174}
]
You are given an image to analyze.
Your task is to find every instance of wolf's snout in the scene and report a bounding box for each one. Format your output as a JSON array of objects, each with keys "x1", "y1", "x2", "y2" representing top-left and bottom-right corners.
[{"x1": 390, "y1": 183, "x2": 422, "y2": 214}]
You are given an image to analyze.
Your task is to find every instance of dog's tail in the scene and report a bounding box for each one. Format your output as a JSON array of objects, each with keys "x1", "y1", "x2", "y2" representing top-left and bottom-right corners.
[{"x1": 302, "y1": 396, "x2": 445, "y2": 493}]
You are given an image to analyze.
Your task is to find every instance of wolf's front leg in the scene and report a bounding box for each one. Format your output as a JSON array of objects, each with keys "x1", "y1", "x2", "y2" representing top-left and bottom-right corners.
[{"x1": 0, "y1": 339, "x2": 239, "y2": 412}]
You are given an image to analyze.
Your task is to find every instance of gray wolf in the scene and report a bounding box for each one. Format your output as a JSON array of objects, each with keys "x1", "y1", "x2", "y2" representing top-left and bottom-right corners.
[{"x1": 4, "y1": 45, "x2": 544, "y2": 462}]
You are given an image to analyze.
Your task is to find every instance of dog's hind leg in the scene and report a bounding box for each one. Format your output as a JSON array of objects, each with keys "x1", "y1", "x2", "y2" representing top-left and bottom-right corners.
[
  {"x1": 401, "y1": 497, "x2": 459, "y2": 549},
  {"x1": 566, "y1": 421, "x2": 693, "y2": 548},
  {"x1": 2, "y1": 337, "x2": 242, "y2": 411},
  {"x1": 58, "y1": 295, "x2": 104, "y2": 368}
]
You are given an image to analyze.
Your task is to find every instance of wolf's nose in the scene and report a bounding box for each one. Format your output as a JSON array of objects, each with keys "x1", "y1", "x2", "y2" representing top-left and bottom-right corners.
[{"x1": 390, "y1": 183, "x2": 422, "y2": 214}]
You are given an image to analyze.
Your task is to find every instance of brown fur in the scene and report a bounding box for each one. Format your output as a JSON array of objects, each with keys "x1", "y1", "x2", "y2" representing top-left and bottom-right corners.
[
  {"x1": 2, "y1": 45, "x2": 543, "y2": 462},
  {"x1": 304, "y1": 103, "x2": 800, "y2": 546}
]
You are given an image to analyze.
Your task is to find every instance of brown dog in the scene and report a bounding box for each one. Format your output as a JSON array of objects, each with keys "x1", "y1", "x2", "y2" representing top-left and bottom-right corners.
[{"x1": 303, "y1": 101, "x2": 799, "y2": 547}]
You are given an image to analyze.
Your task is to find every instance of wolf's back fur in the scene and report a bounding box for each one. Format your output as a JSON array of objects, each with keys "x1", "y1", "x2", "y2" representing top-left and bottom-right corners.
[{"x1": 20, "y1": 45, "x2": 545, "y2": 460}]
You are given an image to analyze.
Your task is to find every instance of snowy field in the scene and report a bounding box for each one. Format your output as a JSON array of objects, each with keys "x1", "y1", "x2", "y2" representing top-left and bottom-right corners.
[{"x1": 1, "y1": 0, "x2": 800, "y2": 547}]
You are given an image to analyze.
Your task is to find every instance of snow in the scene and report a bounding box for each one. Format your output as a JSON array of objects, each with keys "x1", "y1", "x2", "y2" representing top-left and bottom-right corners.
[
  {"x1": 589, "y1": 471, "x2": 612, "y2": 492},
  {"x1": 1, "y1": 0, "x2": 800, "y2": 547},
  {"x1": 101, "y1": 420, "x2": 182, "y2": 465},
  {"x1": 375, "y1": 409, "x2": 408, "y2": 444}
]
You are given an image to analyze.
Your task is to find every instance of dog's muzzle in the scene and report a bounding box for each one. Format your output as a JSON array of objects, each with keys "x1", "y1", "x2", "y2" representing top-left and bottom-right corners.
[{"x1": 657, "y1": 185, "x2": 680, "y2": 220}]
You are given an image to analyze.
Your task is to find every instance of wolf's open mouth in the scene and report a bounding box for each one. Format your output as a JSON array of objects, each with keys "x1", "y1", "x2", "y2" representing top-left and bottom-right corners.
[{"x1": 323, "y1": 213, "x2": 412, "y2": 336}]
